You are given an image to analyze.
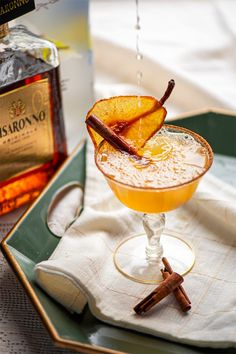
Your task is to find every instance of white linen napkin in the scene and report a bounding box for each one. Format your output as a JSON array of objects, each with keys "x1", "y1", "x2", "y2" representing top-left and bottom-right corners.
[{"x1": 35, "y1": 140, "x2": 236, "y2": 348}]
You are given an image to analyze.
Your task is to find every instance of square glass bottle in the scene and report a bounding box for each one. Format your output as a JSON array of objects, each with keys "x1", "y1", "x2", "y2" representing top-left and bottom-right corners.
[{"x1": 0, "y1": 23, "x2": 67, "y2": 215}]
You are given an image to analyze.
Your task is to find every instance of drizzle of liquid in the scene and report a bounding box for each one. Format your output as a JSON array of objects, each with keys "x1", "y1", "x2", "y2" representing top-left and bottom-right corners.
[
  {"x1": 141, "y1": 137, "x2": 173, "y2": 161},
  {"x1": 135, "y1": 0, "x2": 144, "y2": 150},
  {"x1": 135, "y1": 0, "x2": 143, "y2": 110},
  {"x1": 133, "y1": 137, "x2": 173, "y2": 170}
]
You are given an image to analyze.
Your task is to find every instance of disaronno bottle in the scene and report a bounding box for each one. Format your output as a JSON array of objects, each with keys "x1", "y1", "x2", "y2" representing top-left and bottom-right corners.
[{"x1": 0, "y1": 3, "x2": 67, "y2": 215}]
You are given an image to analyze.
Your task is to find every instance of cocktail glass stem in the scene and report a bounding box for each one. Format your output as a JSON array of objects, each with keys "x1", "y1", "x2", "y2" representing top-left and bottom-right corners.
[
  {"x1": 143, "y1": 213, "x2": 165, "y2": 265},
  {"x1": 114, "y1": 211, "x2": 194, "y2": 283}
]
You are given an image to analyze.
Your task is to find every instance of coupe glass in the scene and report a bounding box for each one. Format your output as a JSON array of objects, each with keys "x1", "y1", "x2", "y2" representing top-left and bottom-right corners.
[{"x1": 95, "y1": 125, "x2": 213, "y2": 284}]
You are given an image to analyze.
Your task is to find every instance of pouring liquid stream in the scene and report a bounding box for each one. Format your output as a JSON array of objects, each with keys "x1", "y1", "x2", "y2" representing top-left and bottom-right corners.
[{"x1": 135, "y1": 0, "x2": 143, "y2": 140}]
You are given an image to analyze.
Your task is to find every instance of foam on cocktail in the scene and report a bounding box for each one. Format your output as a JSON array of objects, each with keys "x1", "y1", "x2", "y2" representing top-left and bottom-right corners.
[{"x1": 97, "y1": 128, "x2": 209, "y2": 189}]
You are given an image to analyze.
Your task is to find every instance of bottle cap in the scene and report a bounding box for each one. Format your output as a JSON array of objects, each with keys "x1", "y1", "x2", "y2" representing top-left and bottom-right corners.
[{"x1": 0, "y1": 0, "x2": 35, "y2": 26}]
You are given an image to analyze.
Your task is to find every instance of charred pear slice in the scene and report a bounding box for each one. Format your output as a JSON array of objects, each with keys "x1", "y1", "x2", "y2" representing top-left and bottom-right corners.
[{"x1": 86, "y1": 95, "x2": 166, "y2": 151}]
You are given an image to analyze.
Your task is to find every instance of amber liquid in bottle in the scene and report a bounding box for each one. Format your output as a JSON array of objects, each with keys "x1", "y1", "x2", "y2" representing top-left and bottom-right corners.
[{"x1": 0, "y1": 50, "x2": 67, "y2": 215}]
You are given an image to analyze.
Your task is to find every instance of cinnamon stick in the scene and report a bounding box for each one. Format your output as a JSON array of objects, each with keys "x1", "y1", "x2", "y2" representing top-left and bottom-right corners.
[
  {"x1": 162, "y1": 257, "x2": 191, "y2": 304},
  {"x1": 86, "y1": 114, "x2": 138, "y2": 155},
  {"x1": 161, "y1": 269, "x2": 191, "y2": 312},
  {"x1": 134, "y1": 272, "x2": 183, "y2": 315}
]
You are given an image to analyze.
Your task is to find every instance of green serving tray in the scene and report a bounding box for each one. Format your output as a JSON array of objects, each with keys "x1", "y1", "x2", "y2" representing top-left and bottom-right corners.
[{"x1": 1, "y1": 109, "x2": 236, "y2": 354}]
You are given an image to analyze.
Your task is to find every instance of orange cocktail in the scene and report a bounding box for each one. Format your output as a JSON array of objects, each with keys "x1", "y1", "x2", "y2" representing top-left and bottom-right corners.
[
  {"x1": 86, "y1": 89, "x2": 213, "y2": 284},
  {"x1": 95, "y1": 125, "x2": 213, "y2": 213}
]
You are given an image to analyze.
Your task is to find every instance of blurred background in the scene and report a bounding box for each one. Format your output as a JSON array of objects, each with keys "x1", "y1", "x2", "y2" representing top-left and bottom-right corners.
[
  {"x1": 91, "y1": 0, "x2": 236, "y2": 118},
  {"x1": 21, "y1": 0, "x2": 236, "y2": 149}
]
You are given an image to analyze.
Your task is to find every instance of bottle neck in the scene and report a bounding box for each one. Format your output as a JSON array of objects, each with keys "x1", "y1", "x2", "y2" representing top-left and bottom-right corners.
[{"x1": 0, "y1": 23, "x2": 9, "y2": 39}]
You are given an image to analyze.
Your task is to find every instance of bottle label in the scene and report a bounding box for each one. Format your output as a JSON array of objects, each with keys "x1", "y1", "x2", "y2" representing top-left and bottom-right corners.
[
  {"x1": 0, "y1": 78, "x2": 54, "y2": 182},
  {"x1": 0, "y1": 0, "x2": 35, "y2": 26}
]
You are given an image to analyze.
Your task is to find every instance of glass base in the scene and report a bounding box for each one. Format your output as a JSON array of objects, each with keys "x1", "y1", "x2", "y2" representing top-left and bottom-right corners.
[{"x1": 114, "y1": 232, "x2": 195, "y2": 284}]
